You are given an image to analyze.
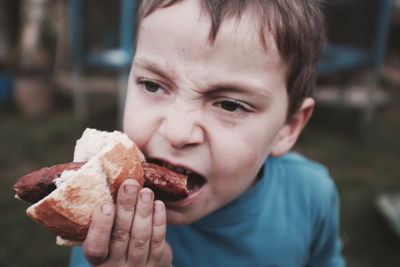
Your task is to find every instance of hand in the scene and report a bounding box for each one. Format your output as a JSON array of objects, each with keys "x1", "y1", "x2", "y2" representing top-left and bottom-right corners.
[{"x1": 82, "y1": 179, "x2": 172, "y2": 267}]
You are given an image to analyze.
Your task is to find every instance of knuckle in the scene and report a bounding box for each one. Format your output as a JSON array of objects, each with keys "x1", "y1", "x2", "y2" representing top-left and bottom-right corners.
[
  {"x1": 136, "y1": 204, "x2": 153, "y2": 218},
  {"x1": 111, "y1": 227, "x2": 130, "y2": 243},
  {"x1": 122, "y1": 202, "x2": 136, "y2": 212},
  {"x1": 90, "y1": 213, "x2": 113, "y2": 234},
  {"x1": 131, "y1": 235, "x2": 151, "y2": 250},
  {"x1": 93, "y1": 224, "x2": 111, "y2": 236},
  {"x1": 118, "y1": 197, "x2": 136, "y2": 212},
  {"x1": 152, "y1": 236, "x2": 164, "y2": 247}
]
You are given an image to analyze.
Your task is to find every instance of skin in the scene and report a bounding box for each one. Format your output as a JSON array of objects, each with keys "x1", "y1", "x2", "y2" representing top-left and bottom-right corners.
[{"x1": 83, "y1": 1, "x2": 314, "y2": 266}]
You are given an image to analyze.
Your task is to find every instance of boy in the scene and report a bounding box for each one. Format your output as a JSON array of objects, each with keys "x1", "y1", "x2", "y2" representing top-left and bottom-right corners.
[{"x1": 70, "y1": 0, "x2": 345, "y2": 266}]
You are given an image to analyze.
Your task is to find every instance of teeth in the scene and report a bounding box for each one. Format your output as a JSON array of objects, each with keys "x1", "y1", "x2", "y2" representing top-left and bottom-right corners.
[
  {"x1": 175, "y1": 167, "x2": 185, "y2": 173},
  {"x1": 161, "y1": 162, "x2": 192, "y2": 175}
]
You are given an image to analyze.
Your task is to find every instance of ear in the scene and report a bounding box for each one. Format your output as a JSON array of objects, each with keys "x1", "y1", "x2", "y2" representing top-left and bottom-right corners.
[{"x1": 270, "y1": 97, "x2": 314, "y2": 157}]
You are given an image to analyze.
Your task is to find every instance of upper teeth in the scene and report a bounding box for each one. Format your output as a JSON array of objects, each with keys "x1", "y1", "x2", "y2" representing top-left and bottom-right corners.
[{"x1": 162, "y1": 162, "x2": 193, "y2": 175}]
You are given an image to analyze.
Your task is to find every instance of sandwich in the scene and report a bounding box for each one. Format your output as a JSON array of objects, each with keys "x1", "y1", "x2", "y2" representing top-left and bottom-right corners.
[{"x1": 13, "y1": 128, "x2": 188, "y2": 246}]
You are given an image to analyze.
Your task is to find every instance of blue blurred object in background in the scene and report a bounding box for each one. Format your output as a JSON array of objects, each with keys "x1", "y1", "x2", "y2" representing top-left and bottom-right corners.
[
  {"x1": 316, "y1": 0, "x2": 394, "y2": 131},
  {"x1": 69, "y1": 0, "x2": 136, "y2": 70},
  {"x1": 318, "y1": 0, "x2": 393, "y2": 76},
  {"x1": 0, "y1": 72, "x2": 13, "y2": 104},
  {"x1": 68, "y1": 0, "x2": 137, "y2": 126}
]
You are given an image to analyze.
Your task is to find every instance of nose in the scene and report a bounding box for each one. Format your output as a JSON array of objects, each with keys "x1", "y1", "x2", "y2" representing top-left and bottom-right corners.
[{"x1": 159, "y1": 103, "x2": 204, "y2": 149}]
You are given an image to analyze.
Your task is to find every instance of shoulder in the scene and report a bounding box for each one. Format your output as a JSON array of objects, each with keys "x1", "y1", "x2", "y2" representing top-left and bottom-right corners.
[
  {"x1": 267, "y1": 152, "x2": 336, "y2": 193},
  {"x1": 268, "y1": 152, "x2": 329, "y2": 177},
  {"x1": 266, "y1": 152, "x2": 339, "y2": 213},
  {"x1": 263, "y1": 153, "x2": 344, "y2": 265}
]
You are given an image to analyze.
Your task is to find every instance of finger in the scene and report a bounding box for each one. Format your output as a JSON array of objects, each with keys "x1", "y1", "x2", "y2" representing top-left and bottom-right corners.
[
  {"x1": 127, "y1": 188, "x2": 154, "y2": 266},
  {"x1": 148, "y1": 201, "x2": 170, "y2": 265},
  {"x1": 108, "y1": 179, "x2": 140, "y2": 261},
  {"x1": 83, "y1": 202, "x2": 115, "y2": 265}
]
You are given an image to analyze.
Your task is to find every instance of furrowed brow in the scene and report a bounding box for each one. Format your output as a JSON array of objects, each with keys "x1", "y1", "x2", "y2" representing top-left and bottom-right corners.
[
  {"x1": 205, "y1": 82, "x2": 273, "y2": 104},
  {"x1": 133, "y1": 59, "x2": 174, "y2": 82}
]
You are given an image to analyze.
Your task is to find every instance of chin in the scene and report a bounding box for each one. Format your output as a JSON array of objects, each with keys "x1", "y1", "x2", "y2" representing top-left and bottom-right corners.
[{"x1": 166, "y1": 209, "x2": 203, "y2": 225}]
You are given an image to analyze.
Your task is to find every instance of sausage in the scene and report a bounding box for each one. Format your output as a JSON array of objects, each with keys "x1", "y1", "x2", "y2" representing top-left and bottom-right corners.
[
  {"x1": 13, "y1": 162, "x2": 85, "y2": 203},
  {"x1": 142, "y1": 162, "x2": 188, "y2": 201},
  {"x1": 13, "y1": 162, "x2": 188, "y2": 203}
]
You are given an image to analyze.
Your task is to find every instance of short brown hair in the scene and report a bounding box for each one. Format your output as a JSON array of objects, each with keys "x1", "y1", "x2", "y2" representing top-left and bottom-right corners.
[{"x1": 136, "y1": 0, "x2": 326, "y2": 119}]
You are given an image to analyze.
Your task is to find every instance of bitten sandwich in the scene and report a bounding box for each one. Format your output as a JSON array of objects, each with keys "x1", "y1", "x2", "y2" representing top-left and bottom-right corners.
[{"x1": 13, "y1": 128, "x2": 188, "y2": 246}]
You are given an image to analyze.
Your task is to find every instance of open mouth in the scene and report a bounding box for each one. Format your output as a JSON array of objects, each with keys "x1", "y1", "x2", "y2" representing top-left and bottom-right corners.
[{"x1": 148, "y1": 159, "x2": 206, "y2": 194}]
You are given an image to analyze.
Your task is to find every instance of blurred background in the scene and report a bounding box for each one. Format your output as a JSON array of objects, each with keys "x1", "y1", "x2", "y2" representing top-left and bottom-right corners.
[{"x1": 0, "y1": 0, "x2": 399, "y2": 266}]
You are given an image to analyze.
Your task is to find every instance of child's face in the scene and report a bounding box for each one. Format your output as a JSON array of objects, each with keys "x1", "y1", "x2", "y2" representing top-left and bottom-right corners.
[{"x1": 124, "y1": 1, "x2": 289, "y2": 224}]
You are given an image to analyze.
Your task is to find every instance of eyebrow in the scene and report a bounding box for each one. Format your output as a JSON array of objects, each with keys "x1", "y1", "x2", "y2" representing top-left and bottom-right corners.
[
  {"x1": 133, "y1": 59, "x2": 175, "y2": 82},
  {"x1": 204, "y1": 82, "x2": 273, "y2": 104}
]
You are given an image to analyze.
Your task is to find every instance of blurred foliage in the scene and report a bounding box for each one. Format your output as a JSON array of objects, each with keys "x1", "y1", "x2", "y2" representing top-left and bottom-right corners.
[
  {"x1": 295, "y1": 81, "x2": 400, "y2": 267},
  {"x1": 0, "y1": 90, "x2": 117, "y2": 267}
]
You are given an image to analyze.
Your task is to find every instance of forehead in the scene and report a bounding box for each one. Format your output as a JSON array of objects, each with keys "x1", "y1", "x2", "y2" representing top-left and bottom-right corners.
[
  {"x1": 133, "y1": 1, "x2": 289, "y2": 131},
  {"x1": 136, "y1": 0, "x2": 284, "y2": 74}
]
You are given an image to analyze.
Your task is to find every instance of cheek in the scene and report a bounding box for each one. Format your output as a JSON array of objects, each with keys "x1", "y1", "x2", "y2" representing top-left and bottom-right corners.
[
  {"x1": 216, "y1": 147, "x2": 263, "y2": 182},
  {"x1": 123, "y1": 91, "x2": 155, "y2": 149},
  {"x1": 210, "y1": 130, "x2": 271, "y2": 189},
  {"x1": 214, "y1": 123, "x2": 277, "y2": 166},
  {"x1": 209, "y1": 116, "x2": 284, "y2": 188}
]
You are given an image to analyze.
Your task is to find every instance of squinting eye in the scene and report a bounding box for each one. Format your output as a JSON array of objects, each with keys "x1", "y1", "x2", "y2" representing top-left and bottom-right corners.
[
  {"x1": 145, "y1": 81, "x2": 162, "y2": 93},
  {"x1": 216, "y1": 100, "x2": 249, "y2": 112},
  {"x1": 138, "y1": 80, "x2": 163, "y2": 93}
]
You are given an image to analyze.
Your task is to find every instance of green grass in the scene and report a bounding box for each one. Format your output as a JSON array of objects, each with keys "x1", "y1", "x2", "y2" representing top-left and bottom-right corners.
[{"x1": 1, "y1": 84, "x2": 399, "y2": 266}]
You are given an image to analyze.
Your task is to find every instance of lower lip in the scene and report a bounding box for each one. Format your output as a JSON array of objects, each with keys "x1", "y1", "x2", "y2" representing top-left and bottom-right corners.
[{"x1": 164, "y1": 187, "x2": 203, "y2": 208}]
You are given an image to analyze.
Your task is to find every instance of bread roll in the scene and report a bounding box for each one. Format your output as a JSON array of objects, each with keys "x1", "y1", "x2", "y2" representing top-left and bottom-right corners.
[{"x1": 26, "y1": 128, "x2": 145, "y2": 246}]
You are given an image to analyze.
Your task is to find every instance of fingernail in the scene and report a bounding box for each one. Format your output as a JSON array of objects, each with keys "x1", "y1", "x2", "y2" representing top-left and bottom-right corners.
[
  {"x1": 155, "y1": 201, "x2": 164, "y2": 213},
  {"x1": 140, "y1": 190, "x2": 152, "y2": 203},
  {"x1": 101, "y1": 203, "x2": 113, "y2": 215},
  {"x1": 124, "y1": 183, "x2": 138, "y2": 195}
]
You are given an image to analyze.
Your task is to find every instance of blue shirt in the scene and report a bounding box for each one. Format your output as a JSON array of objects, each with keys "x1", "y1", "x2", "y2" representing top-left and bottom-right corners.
[{"x1": 69, "y1": 152, "x2": 345, "y2": 267}]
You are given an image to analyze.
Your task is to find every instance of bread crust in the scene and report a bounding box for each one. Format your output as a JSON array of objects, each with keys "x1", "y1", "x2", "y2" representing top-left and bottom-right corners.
[
  {"x1": 24, "y1": 131, "x2": 144, "y2": 245},
  {"x1": 26, "y1": 170, "x2": 113, "y2": 243},
  {"x1": 27, "y1": 198, "x2": 88, "y2": 241},
  {"x1": 102, "y1": 143, "x2": 144, "y2": 199}
]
